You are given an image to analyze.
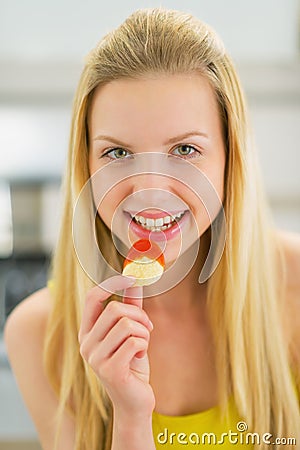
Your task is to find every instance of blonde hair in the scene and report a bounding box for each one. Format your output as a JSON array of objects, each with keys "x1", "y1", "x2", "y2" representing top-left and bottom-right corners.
[{"x1": 44, "y1": 8, "x2": 300, "y2": 449}]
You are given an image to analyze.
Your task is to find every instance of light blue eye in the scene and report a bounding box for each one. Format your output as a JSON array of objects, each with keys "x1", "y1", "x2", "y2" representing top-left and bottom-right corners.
[
  {"x1": 101, "y1": 144, "x2": 201, "y2": 161},
  {"x1": 103, "y1": 148, "x2": 129, "y2": 160},
  {"x1": 172, "y1": 145, "x2": 199, "y2": 159}
]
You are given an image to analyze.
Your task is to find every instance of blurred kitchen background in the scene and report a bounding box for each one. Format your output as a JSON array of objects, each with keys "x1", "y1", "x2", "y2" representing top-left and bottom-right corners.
[{"x1": 0, "y1": 0, "x2": 299, "y2": 448}]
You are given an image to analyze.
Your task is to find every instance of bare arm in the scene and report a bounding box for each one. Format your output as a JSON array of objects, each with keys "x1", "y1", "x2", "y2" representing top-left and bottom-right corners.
[{"x1": 4, "y1": 288, "x2": 75, "y2": 450}]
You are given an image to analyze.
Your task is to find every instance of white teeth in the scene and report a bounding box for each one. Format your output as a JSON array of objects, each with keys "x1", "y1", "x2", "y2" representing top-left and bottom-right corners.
[
  {"x1": 146, "y1": 218, "x2": 155, "y2": 227},
  {"x1": 132, "y1": 211, "x2": 186, "y2": 231},
  {"x1": 155, "y1": 218, "x2": 164, "y2": 227}
]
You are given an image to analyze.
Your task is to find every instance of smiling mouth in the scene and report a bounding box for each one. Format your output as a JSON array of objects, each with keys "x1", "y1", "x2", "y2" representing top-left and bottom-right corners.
[{"x1": 130, "y1": 211, "x2": 187, "y2": 232}]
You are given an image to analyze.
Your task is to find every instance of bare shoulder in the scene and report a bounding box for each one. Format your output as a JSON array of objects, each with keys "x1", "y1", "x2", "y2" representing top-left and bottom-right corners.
[
  {"x1": 4, "y1": 288, "x2": 52, "y2": 376},
  {"x1": 4, "y1": 287, "x2": 51, "y2": 342},
  {"x1": 275, "y1": 228, "x2": 300, "y2": 291},
  {"x1": 275, "y1": 229, "x2": 300, "y2": 364},
  {"x1": 4, "y1": 288, "x2": 75, "y2": 450}
]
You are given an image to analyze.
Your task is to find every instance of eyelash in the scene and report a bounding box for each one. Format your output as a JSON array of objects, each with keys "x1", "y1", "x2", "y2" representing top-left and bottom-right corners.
[{"x1": 100, "y1": 145, "x2": 202, "y2": 161}]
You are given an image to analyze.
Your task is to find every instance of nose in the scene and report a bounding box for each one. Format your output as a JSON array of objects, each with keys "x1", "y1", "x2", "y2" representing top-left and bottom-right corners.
[
  {"x1": 132, "y1": 171, "x2": 172, "y2": 188},
  {"x1": 130, "y1": 173, "x2": 176, "y2": 205}
]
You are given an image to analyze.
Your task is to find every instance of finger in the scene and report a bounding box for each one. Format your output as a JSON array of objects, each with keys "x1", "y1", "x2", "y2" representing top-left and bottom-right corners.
[
  {"x1": 80, "y1": 318, "x2": 151, "y2": 371},
  {"x1": 84, "y1": 301, "x2": 153, "y2": 347},
  {"x1": 111, "y1": 336, "x2": 148, "y2": 370},
  {"x1": 79, "y1": 275, "x2": 136, "y2": 340},
  {"x1": 123, "y1": 285, "x2": 143, "y2": 308},
  {"x1": 99, "y1": 317, "x2": 151, "y2": 359}
]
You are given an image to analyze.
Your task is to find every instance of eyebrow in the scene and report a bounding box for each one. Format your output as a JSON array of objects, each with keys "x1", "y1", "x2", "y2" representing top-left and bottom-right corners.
[{"x1": 93, "y1": 131, "x2": 209, "y2": 147}]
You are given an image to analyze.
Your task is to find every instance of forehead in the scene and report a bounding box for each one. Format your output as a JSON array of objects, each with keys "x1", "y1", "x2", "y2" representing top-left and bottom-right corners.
[{"x1": 88, "y1": 74, "x2": 221, "y2": 139}]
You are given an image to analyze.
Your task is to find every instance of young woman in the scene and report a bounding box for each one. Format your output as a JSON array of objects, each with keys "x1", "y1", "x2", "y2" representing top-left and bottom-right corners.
[{"x1": 4, "y1": 8, "x2": 300, "y2": 450}]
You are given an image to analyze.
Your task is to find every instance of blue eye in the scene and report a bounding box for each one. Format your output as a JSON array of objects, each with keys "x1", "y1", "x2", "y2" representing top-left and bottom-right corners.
[
  {"x1": 101, "y1": 148, "x2": 131, "y2": 160},
  {"x1": 172, "y1": 145, "x2": 201, "y2": 159},
  {"x1": 101, "y1": 144, "x2": 201, "y2": 161}
]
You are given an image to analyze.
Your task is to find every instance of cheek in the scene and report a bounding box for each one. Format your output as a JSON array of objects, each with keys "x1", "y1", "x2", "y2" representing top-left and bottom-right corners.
[
  {"x1": 188, "y1": 159, "x2": 225, "y2": 231},
  {"x1": 96, "y1": 183, "x2": 127, "y2": 223},
  {"x1": 204, "y1": 152, "x2": 226, "y2": 203},
  {"x1": 212, "y1": 171, "x2": 225, "y2": 204}
]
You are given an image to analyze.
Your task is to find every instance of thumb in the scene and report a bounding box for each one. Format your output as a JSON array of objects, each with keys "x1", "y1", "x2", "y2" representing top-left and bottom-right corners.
[{"x1": 123, "y1": 285, "x2": 143, "y2": 308}]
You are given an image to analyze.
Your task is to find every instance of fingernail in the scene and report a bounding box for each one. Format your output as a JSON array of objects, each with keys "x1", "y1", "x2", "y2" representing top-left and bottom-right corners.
[
  {"x1": 135, "y1": 351, "x2": 147, "y2": 359},
  {"x1": 100, "y1": 275, "x2": 136, "y2": 292},
  {"x1": 148, "y1": 320, "x2": 154, "y2": 331}
]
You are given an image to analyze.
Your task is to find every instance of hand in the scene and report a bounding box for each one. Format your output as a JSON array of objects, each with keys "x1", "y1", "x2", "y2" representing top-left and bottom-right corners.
[{"x1": 78, "y1": 275, "x2": 155, "y2": 419}]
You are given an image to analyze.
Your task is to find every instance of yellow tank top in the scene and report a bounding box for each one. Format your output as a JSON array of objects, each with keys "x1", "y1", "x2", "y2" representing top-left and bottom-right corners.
[{"x1": 152, "y1": 397, "x2": 253, "y2": 449}]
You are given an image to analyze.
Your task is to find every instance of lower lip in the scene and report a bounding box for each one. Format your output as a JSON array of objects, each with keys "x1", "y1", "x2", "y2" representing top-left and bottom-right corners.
[{"x1": 125, "y1": 212, "x2": 190, "y2": 242}]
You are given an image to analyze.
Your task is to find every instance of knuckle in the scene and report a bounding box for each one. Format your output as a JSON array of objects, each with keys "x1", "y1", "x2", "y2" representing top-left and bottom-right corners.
[
  {"x1": 87, "y1": 352, "x2": 94, "y2": 367},
  {"x1": 119, "y1": 316, "x2": 132, "y2": 331},
  {"x1": 79, "y1": 341, "x2": 88, "y2": 360},
  {"x1": 120, "y1": 318, "x2": 150, "y2": 340},
  {"x1": 79, "y1": 341, "x2": 110, "y2": 383},
  {"x1": 127, "y1": 336, "x2": 140, "y2": 350},
  {"x1": 87, "y1": 350, "x2": 101, "y2": 370},
  {"x1": 79, "y1": 344, "x2": 87, "y2": 360},
  {"x1": 105, "y1": 300, "x2": 120, "y2": 316}
]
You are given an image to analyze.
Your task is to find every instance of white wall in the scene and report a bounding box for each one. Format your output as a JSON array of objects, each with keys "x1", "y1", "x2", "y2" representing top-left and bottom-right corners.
[{"x1": 0, "y1": 0, "x2": 299, "y2": 62}]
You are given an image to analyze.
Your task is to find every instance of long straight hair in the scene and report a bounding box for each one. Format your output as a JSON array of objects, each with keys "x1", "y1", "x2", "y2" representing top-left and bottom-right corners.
[{"x1": 44, "y1": 8, "x2": 300, "y2": 449}]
